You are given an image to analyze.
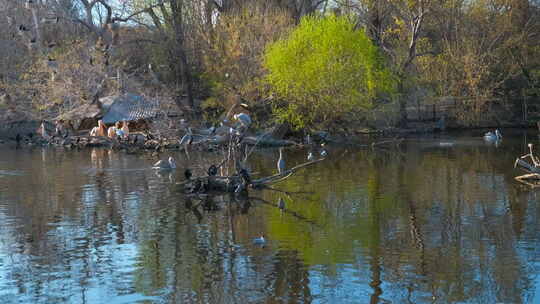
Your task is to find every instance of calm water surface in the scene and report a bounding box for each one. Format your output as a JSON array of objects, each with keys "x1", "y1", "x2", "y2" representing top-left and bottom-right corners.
[{"x1": 1, "y1": 130, "x2": 540, "y2": 303}]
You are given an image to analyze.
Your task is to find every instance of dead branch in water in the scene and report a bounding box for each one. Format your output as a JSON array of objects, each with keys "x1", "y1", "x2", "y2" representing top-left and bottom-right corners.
[
  {"x1": 251, "y1": 158, "x2": 325, "y2": 186},
  {"x1": 515, "y1": 173, "x2": 540, "y2": 188},
  {"x1": 371, "y1": 137, "x2": 404, "y2": 148},
  {"x1": 514, "y1": 143, "x2": 540, "y2": 188},
  {"x1": 177, "y1": 157, "x2": 325, "y2": 193}
]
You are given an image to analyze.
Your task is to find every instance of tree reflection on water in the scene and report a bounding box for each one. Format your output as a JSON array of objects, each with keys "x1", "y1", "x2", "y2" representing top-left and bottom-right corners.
[{"x1": 0, "y1": 132, "x2": 539, "y2": 303}]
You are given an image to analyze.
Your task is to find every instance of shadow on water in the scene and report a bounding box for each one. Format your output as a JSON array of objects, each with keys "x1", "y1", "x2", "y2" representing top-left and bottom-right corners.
[{"x1": 0, "y1": 129, "x2": 540, "y2": 303}]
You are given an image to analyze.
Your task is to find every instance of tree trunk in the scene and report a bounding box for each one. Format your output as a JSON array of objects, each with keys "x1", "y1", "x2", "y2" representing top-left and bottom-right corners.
[
  {"x1": 398, "y1": 77, "x2": 408, "y2": 127},
  {"x1": 170, "y1": 0, "x2": 195, "y2": 114}
]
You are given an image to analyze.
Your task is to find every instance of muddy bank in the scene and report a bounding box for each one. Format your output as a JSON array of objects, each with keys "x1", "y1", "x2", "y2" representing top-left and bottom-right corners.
[{"x1": 1, "y1": 115, "x2": 534, "y2": 150}]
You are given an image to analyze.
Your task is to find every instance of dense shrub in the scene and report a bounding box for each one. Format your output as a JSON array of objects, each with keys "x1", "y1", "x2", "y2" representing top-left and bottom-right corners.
[{"x1": 264, "y1": 14, "x2": 396, "y2": 129}]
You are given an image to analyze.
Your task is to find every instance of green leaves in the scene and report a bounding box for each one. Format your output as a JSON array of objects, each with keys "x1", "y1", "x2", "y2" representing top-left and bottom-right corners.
[{"x1": 264, "y1": 14, "x2": 396, "y2": 129}]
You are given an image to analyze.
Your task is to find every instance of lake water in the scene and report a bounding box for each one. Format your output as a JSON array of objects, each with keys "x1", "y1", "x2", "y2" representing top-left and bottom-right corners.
[{"x1": 1, "y1": 130, "x2": 540, "y2": 303}]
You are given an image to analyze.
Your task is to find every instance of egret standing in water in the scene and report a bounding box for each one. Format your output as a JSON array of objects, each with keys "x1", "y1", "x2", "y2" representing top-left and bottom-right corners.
[
  {"x1": 277, "y1": 148, "x2": 285, "y2": 174},
  {"x1": 153, "y1": 156, "x2": 176, "y2": 170},
  {"x1": 253, "y1": 234, "x2": 266, "y2": 245},
  {"x1": 307, "y1": 151, "x2": 314, "y2": 161},
  {"x1": 484, "y1": 129, "x2": 502, "y2": 141},
  {"x1": 179, "y1": 127, "x2": 193, "y2": 146},
  {"x1": 39, "y1": 121, "x2": 50, "y2": 139},
  {"x1": 179, "y1": 128, "x2": 193, "y2": 159}
]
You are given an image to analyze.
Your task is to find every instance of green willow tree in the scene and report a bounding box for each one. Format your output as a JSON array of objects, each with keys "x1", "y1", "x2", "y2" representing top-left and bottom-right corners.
[{"x1": 264, "y1": 14, "x2": 396, "y2": 130}]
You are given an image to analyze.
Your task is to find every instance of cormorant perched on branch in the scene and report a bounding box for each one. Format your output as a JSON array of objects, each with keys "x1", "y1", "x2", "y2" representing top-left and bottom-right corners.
[
  {"x1": 207, "y1": 164, "x2": 217, "y2": 176},
  {"x1": 184, "y1": 168, "x2": 192, "y2": 180}
]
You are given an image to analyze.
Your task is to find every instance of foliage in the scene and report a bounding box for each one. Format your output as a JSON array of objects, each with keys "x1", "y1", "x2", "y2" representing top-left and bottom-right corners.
[
  {"x1": 264, "y1": 14, "x2": 396, "y2": 129},
  {"x1": 198, "y1": 3, "x2": 294, "y2": 124},
  {"x1": 0, "y1": 0, "x2": 539, "y2": 128},
  {"x1": 414, "y1": 0, "x2": 540, "y2": 125}
]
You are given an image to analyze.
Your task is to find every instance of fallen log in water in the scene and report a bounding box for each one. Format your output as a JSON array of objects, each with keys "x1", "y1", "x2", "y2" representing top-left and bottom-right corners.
[
  {"x1": 515, "y1": 173, "x2": 540, "y2": 188},
  {"x1": 242, "y1": 135, "x2": 298, "y2": 147},
  {"x1": 514, "y1": 144, "x2": 540, "y2": 187},
  {"x1": 251, "y1": 158, "x2": 325, "y2": 186},
  {"x1": 514, "y1": 158, "x2": 540, "y2": 174},
  {"x1": 177, "y1": 157, "x2": 326, "y2": 194}
]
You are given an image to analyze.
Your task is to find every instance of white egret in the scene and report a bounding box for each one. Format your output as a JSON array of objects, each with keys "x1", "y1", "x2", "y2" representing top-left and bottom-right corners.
[
  {"x1": 252, "y1": 235, "x2": 266, "y2": 245},
  {"x1": 307, "y1": 151, "x2": 314, "y2": 161},
  {"x1": 484, "y1": 129, "x2": 502, "y2": 141},
  {"x1": 153, "y1": 156, "x2": 176, "y2": 170},
  {"x1": 39, "y1": 121, "x2": 50, "y2": 139}
]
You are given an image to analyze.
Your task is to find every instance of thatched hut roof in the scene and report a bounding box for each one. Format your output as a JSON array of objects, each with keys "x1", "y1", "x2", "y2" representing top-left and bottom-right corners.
[{"x1": 101, "y1": 93, "x2": 159, "y2": 124}]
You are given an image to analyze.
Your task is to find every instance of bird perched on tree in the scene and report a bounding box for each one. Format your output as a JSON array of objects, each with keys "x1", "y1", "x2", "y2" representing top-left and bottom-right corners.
[
  {"x1": 278, "y1": 198, "x2": 285, "y2": 210},
  {"x1": 233, "y1": 113, "x2": 252, "y2": 129},
  {"x1": 207, "y1": 164, "x2": 218, "y2": 176},
  {"x1": 239, "y1": 168, "x2": 251, "y2": 184},
  {"x1": 320, "y1": 143, "x2": 328, "y2": 157},
  {"x1": 277, "y1": 148, "x2": 285, "y2": 174},
  {"x1": 184, "y1": 168, "x2": 192, "y2": 180}
]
